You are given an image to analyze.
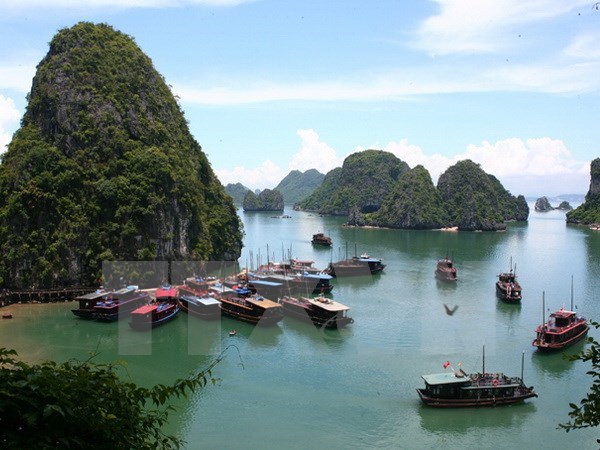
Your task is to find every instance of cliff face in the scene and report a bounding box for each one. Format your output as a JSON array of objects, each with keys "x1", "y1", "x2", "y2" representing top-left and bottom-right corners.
[
  {"x1": 297, "y1": 150, "x2": 410, "y2": 215},
  {"x1": 567, "y1": 158, "x2": 600, "y2": 225},
  {"x1": 0, "y1": 22, "x2": 243, "y2": 288}
]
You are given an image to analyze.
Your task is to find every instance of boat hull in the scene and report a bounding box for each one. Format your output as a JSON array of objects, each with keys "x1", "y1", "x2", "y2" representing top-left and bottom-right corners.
[
  {"x1": 129, "y1": 306, "x2": 180, "y2": 330},
  {"x1": 496, "y1": 282, "x2": 522, "y2": 303},
  {"x1": 71, "y1": 309, "x2": 94, "y2": 319},
  {"x1": 178, "y1": 299, "x2": 221, "y2": 320},
  {"x1": 533, "y1": 326, "x2": 589, "y2": 351},
  {"x1": 416, "y1": 389, "x2": 537, "y2": 407},
  {"x1": 219, "y1": 304, "x2": 283, "y2": 326}
]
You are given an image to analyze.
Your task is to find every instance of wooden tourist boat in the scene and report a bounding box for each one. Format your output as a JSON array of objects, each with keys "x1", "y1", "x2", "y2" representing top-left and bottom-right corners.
[
  {"x1": 71, "y1": 289, "x2": 112, "y2": 319},
  {"x1": 532, "y1": 287, "x2": 589, "y2": 351},
  {"x1": 129, "y1": 301, "x2": 180, "y2": 330},
  {"x1": 92, "y1": 286, "x2": 150, "y2": 321},
  {"x1": 311, "y1": 232, "x2": 332, "y2": 246},
  {"x1": 325, "y1": 255, "x2": 385, "y2": 278},
  {"x1": 217, "y1": 293, "x2": 284, "y2": 326},
  {"x1": 496, "y1": 258, "x2": 522, "y2": 302},
  {"x1": 417, "y1": 348, "x2": 537, "y2": 407},
  {"x1": 178, "y1": 293, "x2": 221, "y2": 320},
  {"x1": 435, "y1": 257, "x2": 457, "y2": 282},
  {"x1": 254, "y1": 271, "x2": 334, "y2": 295},
  {"x1": 178, "y1": 277, "x2": 210, "y2": 297},
  {"x1": 279, "y1": 295, "x2": 353, "y2": 329}
]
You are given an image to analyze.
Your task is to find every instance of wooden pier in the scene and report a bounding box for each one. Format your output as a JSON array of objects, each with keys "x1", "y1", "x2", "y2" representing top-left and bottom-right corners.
[{"x1": 0, "y1": 287, "x2": 97, "y2": 307}]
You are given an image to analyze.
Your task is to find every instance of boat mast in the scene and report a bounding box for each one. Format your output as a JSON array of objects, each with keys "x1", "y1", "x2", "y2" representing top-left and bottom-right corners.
[
  {"x1": 482, "y1": 344, "x2": 485, "y2": 374},
  {"x1": 542, "y1": 291, "x2": 546, "y2": 325},
  {"x1": 521, "y1": 351, "x2": 525, "y2": 382},
  {"x1": 570, "y1": 275, "x2": 574, "y2": 311}
]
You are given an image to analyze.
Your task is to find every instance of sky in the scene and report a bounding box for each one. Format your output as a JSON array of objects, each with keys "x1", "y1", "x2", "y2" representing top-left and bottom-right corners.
[{"x1": 0, "y1": 0, "x2": 599, "y2": 197}]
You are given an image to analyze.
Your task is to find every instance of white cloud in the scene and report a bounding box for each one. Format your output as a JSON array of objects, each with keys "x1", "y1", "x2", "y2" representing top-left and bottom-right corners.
[
  {"x1": 412, "y1": 0, "x2": 590, "y2": 55},
  {"x1": 215, "y1": 159, "x2": 285, "y2": 191},
  {"x1": 379, "y1": 136, "x2": 589, "y2": 196},
  {"x1": 564, "y1": 32, "x2": 600, "y2": 60},
  {"x1": 0, "y1": 95, "x2": 20, "y2": 154},
  {"x1": 288, "y1": 129, "x2": 341, "y2": 173}
]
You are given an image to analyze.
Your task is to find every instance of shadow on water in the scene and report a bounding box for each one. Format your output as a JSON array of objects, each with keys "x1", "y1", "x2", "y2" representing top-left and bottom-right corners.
[
  {"x1": 280, "y1": 315, "x2": 351, "y2": 351},
  {"x1": 417, "y1": 401, "x2": 537, "y2": 434},
  {"x1": 495, "y1": 298, "x2": 522, "y2": 319},
  {"x1": 531, "y1": 340, "x2": 586, "y2": 379}
]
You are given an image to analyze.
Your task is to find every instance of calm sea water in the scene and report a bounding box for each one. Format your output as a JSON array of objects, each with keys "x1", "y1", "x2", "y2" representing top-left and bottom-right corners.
[{"x1": 1, "y1": 205, "x2": 599, "y2": 449}]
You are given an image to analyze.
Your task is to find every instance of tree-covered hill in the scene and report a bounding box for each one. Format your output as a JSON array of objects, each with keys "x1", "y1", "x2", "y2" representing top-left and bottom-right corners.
[
  {"x1": 243, "y1": 189, "x2": 284, "y2": 211},
  {"x1": 296, "y1": 150, "x2": 410, "y2": 215},
  {"x1": 567, "y1": 158, "x2": 600, "y2": 225},
  {"x1": 273, "y1": 169, "x2": 324, "y2": 205},
  {"x1": 224, "y1": 183, "x2": 250, "y2": 204},
  {"x1": 437, "y1": 160, "x2": 528, "y2": 231},
  {"x1": 368, "y1": 165, "x2": 449, "y2": 229},
  {"x1": 0, "y1": 22, "x2": 243, "y2": 288}
]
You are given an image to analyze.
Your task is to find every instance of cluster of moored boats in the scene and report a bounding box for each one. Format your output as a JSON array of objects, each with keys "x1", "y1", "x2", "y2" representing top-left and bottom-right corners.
[
  {"x1": 71, "y1": 255, "x2": 370, "y2": 331},
  {"x1": 424, "y1": 256, "x2": 590, "y2": 408}
]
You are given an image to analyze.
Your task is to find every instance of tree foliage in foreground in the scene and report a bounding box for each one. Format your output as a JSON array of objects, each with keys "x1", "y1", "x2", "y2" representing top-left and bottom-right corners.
[
  {"x1": 560, "y1": 321, "x2": 600, "y2": 435},
  {"x1": 0, "y1": 347, "x2": 230, "y2": 449}
]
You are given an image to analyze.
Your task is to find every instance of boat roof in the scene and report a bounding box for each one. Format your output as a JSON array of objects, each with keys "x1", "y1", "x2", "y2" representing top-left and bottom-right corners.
[
  {"x1": 250, "y1": 280, "x2": 283, "y2": 287},
  {"x1": 182, "y1": 295, "x2": 221, "y2": 306},
  {"x1": 421, "y1": 372, "x2": 470, "y2": 386},
  {"x1": 305, "y1": 296, "x2": 350, "y2": 312},
  {"x1": 75, "y1": 290, "x2": 111, "y2": 300},
  {"x1": 550, "y1": 309, "x2": 576, "y2": 318},
  {"x1": 462, "y1": 383, "x2": 521, "y2": 390},
  {"x1": 245, "y1": 296, "x2": 281, "y2": 309},
  {"x1": 156, "y1": 286, "x2": 178, "y2": 298},
  {"x1": 291, "y1": 259, "x2": 314, "y2": 265},
  {"x1": 353, "y1": 256, "x2": 381, "y2": 262},
  {"x1": 132, "y1": 304, "x2": 157, "y2": 315},
  {"x1": 300, "y1": 273, "x2": 333, "y2": 280}
]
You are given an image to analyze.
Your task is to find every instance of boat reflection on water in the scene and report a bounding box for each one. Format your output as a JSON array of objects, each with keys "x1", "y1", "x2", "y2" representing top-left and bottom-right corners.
[
  {"x1": 418, "y1": 401, "x2": 536, "y2": 434},
  {"x1": 220, "y1": 318, "x2": 284, "y2": 348},
  {"x1": 531, "y1": 340, "x2": 585, "y2": 380}
]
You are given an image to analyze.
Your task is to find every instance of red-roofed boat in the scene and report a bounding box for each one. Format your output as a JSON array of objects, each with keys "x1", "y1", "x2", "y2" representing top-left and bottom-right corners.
[
  {"x1": 532, "y1": 286, "x2": 588, "y2": 351},
  {"x1": 129, "y1": 284, "x2": 180, "y2": 330}
]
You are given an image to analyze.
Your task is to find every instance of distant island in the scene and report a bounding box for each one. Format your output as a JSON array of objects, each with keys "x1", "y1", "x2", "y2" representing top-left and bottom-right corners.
[
  {"x1": 225, "y1": 183, "x2": 251, "y2": 204},
  {"x1": 273, "y1": 169, "x2": 325, "y2": 205},
  {"x1": 535, "y1": 197, "x2": 573, "y2": 212},
  {"x1": 296, "y1": 151, "x2": 528, "y2": 231},
  {"x1": 567, "y1": 158, "x2": 600, "y2": 227},
  {"x1": 243, "y1": 189, "x2": 284, "y2": 212}
]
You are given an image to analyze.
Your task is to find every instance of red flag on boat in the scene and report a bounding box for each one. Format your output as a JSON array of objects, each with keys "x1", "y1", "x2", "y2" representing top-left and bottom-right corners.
[{"x1": 443, "y1": 361, "x2": 450, "y2": 369}]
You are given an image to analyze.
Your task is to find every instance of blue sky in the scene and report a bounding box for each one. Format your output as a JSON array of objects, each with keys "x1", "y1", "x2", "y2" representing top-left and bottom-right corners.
[{"x1": 0, "y1": 0, "x2": 599, "y2": 196}]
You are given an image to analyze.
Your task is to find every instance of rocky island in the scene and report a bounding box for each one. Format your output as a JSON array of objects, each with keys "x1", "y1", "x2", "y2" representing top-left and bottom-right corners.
[
  {"x1": 0, "y1": 22, "x2": 243, "y2": 288},
  {"x1": 243, "y1": 189, "x2": 284, "y2": 211},
  {"x1": 567, "y1": 158, "x2": 600, "y2": 227}
]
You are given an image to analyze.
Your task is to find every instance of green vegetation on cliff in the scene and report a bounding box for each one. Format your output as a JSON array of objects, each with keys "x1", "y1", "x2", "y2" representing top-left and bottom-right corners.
[
  {"x1": 437, "y1": 160, "x2": 528, "y2": 231},
  {"x1": 297, "y1": 150, "x2": 409, "y2": 215},
  {"x1": 567, "y1": 158, "x2": 600, "y2": 225},
  {"x1": 224, "y1": 183, "x2": 250, "y2": 204},
  {"x1": 273, "y1": 169, "x2": 325, "y2": 204},
  {"x1": 243, "y1": 189, "x2": 284, "y2": 211},
  {"x1": 370, "y1": 165, "x2": 449, "y2": 229},
  {"x1": 0, "y1": 22, "x2": 243, "y2": 288}
]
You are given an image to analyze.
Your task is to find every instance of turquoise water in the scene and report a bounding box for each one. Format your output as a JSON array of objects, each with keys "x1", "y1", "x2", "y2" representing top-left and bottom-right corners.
[{"x1": 1, "y1": 206, "x2": 599, "y2": 449}]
